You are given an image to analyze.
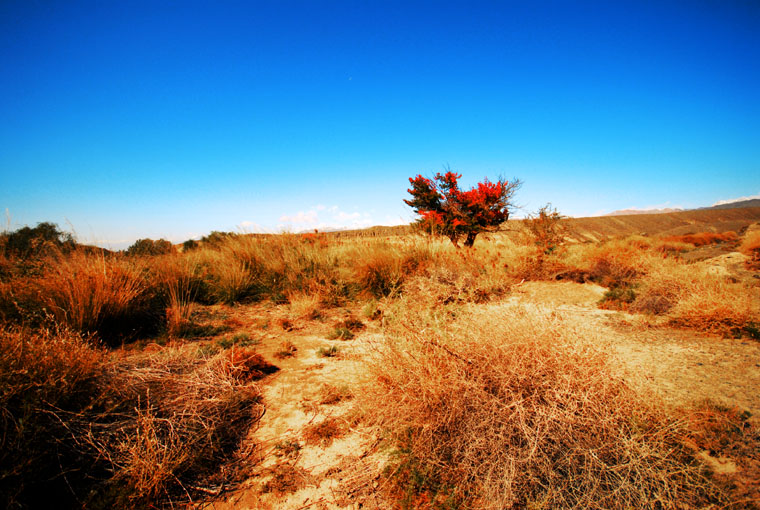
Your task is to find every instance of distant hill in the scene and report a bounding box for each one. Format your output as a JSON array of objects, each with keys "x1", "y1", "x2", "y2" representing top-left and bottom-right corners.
[
  {"x1": 558, "y1": 206, "x2": 760, "y2": 242},
  {"x1": 604, "y1": 207, "x2": 683, "y2": 216},
  {"x1": 602, "y1": 198, "x2": 760, "y2": 216},
  {"x1": 703, "y1": 198, "x2": 760, "y2": 210}
]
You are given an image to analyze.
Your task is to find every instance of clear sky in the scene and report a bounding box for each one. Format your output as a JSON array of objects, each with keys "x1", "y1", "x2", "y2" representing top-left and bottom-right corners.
[{"x1": 1, "y1": 1, "x2": 758, "y2": 248}]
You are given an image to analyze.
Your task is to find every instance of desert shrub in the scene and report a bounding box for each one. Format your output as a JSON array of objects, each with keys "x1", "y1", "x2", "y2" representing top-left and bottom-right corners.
[
  {"x1": 0, "y1": 328, "x2": 265, "y2": 508},
  {"x1": 404, "y1": 247, "x2": 513, "y2": 306},
  {"x1": 0, "y1": 222, "x2": 75, "y2": 260},
  {"x1": 11, "y1": 252, "x2": 163, "y2": 342},
  {"x1": 200, "y1": 234, "x2": 349, "y2": 305},
  {"x1": 155, "y1": 253, "x2": 211, "y2": 337},
  {"x1": 352, "y1": 241, "x2": 431, "y2": 298},
  {"x1": 200, "y1": 230, "x2": 235, "y2": 247},
  {"x1": 663, "y1": 231, "x2": 739, "y2": 247},
  {"x1": 0, "y1": 327, "x2": 104, "y2": 508},
  {"x1": 198, "y1": 250, "x2": 256, "y2": 304},
  {"x1": 287, "y1": 291, "x2": 322, "y2": 320},
  {"x1": 525, "y1": 203, "x2": 565, "y2": 255},
  {"x1": 667, "y1": 281, "x2": 759, "y2": 335},
  {"x1": 625, "y1": 259, "x2": 760, "y2": 334},
  {"x1": 125, "y1": 238, "x2": 175, "y2": 257},
  {"x1": 317, "y1": 345, "x2": 339, "y2": 358},
  {"x1": 583, "y1": 238, "x2": 652, "y2": 287},
  {"x1": 327, "y1": 326, "x2": 355, "y2": 340},
  {"x1": 181, "y1": 239, "x2": 199, "y2": 251},
  {"x1": 362, "y1": 302, "x2": 722, "y2": 509},
  {"x1": 598, "y1": 284, "x2": 637, "y2": 310},
  {"x1": 274, "y1": 340, "x2": 297, "y2": 359},
  {"x1": 739, "y1": 230, "x2": 760, "y2": 269}
]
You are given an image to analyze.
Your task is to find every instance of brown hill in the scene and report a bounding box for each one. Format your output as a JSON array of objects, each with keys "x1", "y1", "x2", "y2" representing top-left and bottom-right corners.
[
  {"x1": 604, "y1": 207, "x2": 683, "y2": 216},
  {"x1": 559, "y1": 206, "x2": 760, "y2": 242}
]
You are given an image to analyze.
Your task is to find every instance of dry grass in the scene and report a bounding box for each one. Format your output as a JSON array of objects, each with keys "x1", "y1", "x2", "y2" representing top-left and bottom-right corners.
[
  {"x1": 362, "y1": 301, "x2": 723, "y2": 509},
  {"x1": 740, "y1": 230, "x2": 760, "y2": 269},
  {"x1": 2, "y1": 223, "x2": 759, "y2": 507},
  {"x1": 20, "y1": 251, "x2": 162, "y2": 342},
  {"x1": 663, "y1": 231, "x2": 739, "y2": 247},
  {"x1": 0, "y1": 327, "x2": 265, "y2": 508}
]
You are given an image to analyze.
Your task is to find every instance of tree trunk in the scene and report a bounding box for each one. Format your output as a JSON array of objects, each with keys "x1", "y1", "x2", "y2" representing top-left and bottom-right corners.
[{"x1": 463, "y1": 231, "x2": 478, "y2": 248}]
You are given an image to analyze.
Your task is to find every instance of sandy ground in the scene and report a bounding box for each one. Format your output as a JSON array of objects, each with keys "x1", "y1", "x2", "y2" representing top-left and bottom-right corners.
[
  {"x1": 509, "y1": 281, "x2": 760, "y2": 419},
  {"x1": 201, "y1": 275, "x2": 760, "y2": 508},
  {"x1": 205, "y1": 308, "x2": 390, "y2": 510}
]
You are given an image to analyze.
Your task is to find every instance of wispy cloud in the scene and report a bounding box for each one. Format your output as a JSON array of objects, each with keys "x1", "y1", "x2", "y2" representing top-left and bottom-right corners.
[
  {"x1": 278, "y1": 205, "x2": 374, "y2": 231},
  {"x1": 238, "y1": 221, "x2": 272, "y2": 233},
  {"x1": 711, "y1": 193, "x2": 760, "y2": 207}
]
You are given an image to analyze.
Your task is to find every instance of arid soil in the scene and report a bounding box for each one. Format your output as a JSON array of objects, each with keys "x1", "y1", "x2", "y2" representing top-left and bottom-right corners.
[{"x1": 203, "y1": 265, "x2": 759, "y2": 509}]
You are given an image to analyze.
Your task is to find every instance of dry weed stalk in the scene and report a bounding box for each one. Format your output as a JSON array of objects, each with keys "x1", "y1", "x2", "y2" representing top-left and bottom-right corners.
[{"x1": 362, "y1": 301, "x2": 722, "y2": 509}]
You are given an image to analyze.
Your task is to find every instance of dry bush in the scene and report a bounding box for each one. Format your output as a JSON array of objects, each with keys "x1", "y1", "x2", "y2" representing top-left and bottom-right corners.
[
  {"x1": 664, "y1": 231, "x2": 739, "y2": 247},
  {"x1": 12, "y1": 251, "x2": 162, "y2": 342},
  {"x1": 0, "y1": 327, "x2": 265, "y2": 508},
  {"x1": 570, "y1": 237, "x2": 655, "y2": 287},
  {"x1": 739, "y1": 230, "x2": 760, "y2": 269},
  {"x1": 624, "y1": 257, "x2": 760, "y2": 335},
  {"x1": 0, "y1": 327, "x2": 103, "y2": 508},
  {"x1": 351, "y1": 240, "x2": 432, "y2": 298},
  {"x1": 156, "y1": 254, "x2": 208, "y2": 337},
  {"x1": 286, "y1": 291, "x2": 323, "y2": 320},
  {"x1": 197, "y1": 249, "x2": 256, "y2": 304},
  {"x1": 362, "y1": 302, "x2": 722, "y2": 509},
  {"x1": 627, "y1": 260, "x2": 690, "y2": 315},
  {"x1": 302, "y1": 417, "x2": 346, "y2": 447},
  {"x1": 667, "y1": 282, "x2": 759, "y2": 335}
]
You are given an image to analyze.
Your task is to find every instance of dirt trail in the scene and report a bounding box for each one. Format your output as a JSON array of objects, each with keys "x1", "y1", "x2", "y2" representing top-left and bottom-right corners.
[{"x1": 207, "y1": 309, "x2": 388, "y2": 510}]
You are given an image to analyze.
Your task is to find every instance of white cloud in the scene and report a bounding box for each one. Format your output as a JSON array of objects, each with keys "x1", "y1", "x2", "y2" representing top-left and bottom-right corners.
[
  {"x1": 712, "y1": 193, "x2": 760, "y2": 207},
  {"x1": 335, "y1": 211, "x2": 361, "y2": 221},
  {"x1": 380, "y1": 215, "x2": 410, "y2": 226},
  {"x1": 238, "y1": 221, "x2": 271, "y2": 233},
  {"x1": 278, "y1": 210, "x2": 319, "y2": 225},
  {"x1": 278, "y1": 205, "x2": 375, "y2": 231}
]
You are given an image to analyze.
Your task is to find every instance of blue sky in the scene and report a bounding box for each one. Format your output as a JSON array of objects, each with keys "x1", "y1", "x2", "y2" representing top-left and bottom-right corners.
[{"x1": 1, "y1": 1, "x2": 758, "y2": 248}]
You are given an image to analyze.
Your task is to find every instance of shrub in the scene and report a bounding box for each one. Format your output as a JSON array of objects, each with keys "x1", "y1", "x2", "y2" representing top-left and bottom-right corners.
[
  {"x1": 598, "y1": 284, "x2": 637, "y2": 310},
  {"x1": 0, "y1": 327, "x2": 265, "y2": 508},
  {"x1": 24, "y1": 252, "x2": 162, "y2": 342},
  {"x1": 362, "y1": 302, "x2": 721, "y2": 509},
  {"x1": 182, "y1": 239, "x2": 199, "y2": 251},
  {"x1": 0, "y1": 222, "x2": 75, "y2": 260},
  {"x1": 663, "y1": 231, "x2": 739, "y2": 247},
  {"x1": 352, "y1": 241, "x2": 430, "y2": 298},
  {"x1": 125, "y1": 238, "x2": 175, "y2": 257},
  {"x1": 327, "y1": 326, "x2": 354, "y2": 340},
  {"x1": 525, "y1": 203, "x2": 565, "y2": 255},
  {"x1": 317, "y1": 345, "x2": 339, "y2": 358},
  {"x1": 739, "y1": 230, "x2": 760, "y2": 269},
  {"x1": 667, "y1": 282, "x2": 759, "y2": 335}
]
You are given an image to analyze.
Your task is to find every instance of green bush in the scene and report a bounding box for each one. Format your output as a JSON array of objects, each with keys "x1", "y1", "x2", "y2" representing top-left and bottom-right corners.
[{"x1": 125, "y1": 238, "x2": 175, "y2": 257}]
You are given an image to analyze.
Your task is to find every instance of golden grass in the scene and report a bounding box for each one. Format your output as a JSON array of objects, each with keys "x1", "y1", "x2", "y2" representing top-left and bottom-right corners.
[{"x1": 362, "y1": 301, "x2": 722, "y2": 509}]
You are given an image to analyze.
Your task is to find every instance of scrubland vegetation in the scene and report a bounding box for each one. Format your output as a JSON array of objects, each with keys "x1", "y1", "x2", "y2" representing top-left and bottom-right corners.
[{"x1": 1, "y1": 217, "x2": 759, "y2": 508}]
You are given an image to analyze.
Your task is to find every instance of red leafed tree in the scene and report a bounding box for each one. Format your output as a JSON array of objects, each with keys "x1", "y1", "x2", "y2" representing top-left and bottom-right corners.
[{"x1": 404, "y1": 171, "x2": 522, "y2": 247}]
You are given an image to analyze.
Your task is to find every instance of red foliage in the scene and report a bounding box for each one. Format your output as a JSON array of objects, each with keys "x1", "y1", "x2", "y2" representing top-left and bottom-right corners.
[{"x1": 405, "y1": 171, "x2": 521, "y2": 247}]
